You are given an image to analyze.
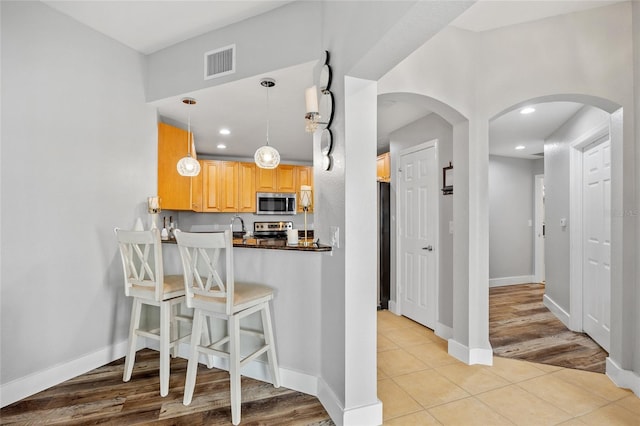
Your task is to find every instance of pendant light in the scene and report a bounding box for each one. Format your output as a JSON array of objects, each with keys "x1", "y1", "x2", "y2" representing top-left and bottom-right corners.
[
  {"x1": 254, "y1": 78, "x2": 280, "y2": 169},
  {"x1": 177, "y1": 97, "x2": 201, "y2": 177}
]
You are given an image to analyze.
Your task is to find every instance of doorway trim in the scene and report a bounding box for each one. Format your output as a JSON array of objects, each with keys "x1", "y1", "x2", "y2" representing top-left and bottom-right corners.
[
  {"x1": 534, "y1": 174, "x2": 545, "y2": 284},
  {"x1": 568, "y1": 120, "x2": 609, "y2": 332},
  {"x1": 395, "y1": 139, "x2": 440, "y2": 328}
]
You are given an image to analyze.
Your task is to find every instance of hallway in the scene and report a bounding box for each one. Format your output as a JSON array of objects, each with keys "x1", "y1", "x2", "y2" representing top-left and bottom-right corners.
[{"x1": 377, "y1": 310, "x2": 638, "y2": 424}]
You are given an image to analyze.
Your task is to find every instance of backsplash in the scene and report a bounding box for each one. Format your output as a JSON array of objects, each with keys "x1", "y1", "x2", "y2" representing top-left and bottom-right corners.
[{"x1": 175, "y1": 211, "x2": 314, "y2": 234}]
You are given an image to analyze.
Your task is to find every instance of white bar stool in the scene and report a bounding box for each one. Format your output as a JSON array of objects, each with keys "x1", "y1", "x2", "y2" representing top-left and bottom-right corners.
[{"x1": 174, "y1": 229, "x2": 280, "y2": 425}]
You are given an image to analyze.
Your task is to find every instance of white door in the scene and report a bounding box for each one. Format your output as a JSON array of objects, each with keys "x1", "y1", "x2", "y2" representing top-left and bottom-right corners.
[
  {"x1": 398, "y1": 141, "x2": 438, "y2": 328},
  {"x1": 582, "y1": 139, "x2": 611, "y2": 351}
]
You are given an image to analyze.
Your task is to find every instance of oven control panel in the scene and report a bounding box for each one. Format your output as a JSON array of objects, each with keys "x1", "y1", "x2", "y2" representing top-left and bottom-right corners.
[{"x1": 254, "y1": 221, "x2": 293, "y2": 232}]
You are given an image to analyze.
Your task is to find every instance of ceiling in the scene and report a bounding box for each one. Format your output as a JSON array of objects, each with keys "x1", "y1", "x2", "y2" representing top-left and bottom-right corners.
[{"x1": 43, "y1": 0, "x2": 622, "y2": 161}]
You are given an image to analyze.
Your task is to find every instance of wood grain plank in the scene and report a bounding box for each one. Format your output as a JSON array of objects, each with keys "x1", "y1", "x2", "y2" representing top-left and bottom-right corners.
[
  {"x1": 489, "y1": 283, "x2": 607, "y2": 373},
  {"x1": 0, "y1": 349, "x2": 333, "y2": 425}
]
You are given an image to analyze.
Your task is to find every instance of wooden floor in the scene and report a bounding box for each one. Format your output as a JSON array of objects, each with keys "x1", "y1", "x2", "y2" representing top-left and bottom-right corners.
[
  {"x1": 489, "y1": 283, "x2": 608, "y2": 373},
  {"x1": 0, "y1": 349, "x2": 333, "y2": 425},
  {"x1": 3, "y1": 285, "x2": 611, "y2": 424}
]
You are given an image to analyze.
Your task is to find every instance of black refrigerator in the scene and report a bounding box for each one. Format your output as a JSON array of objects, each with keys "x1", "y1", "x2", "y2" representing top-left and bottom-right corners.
[{"x1": 378, "y1": 182, "x2": 391, "y2": 310}]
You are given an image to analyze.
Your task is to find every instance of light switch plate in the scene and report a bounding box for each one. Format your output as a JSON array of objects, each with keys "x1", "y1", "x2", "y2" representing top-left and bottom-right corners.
[{"x1": 330, "y1": 226, "x2": 339, "y2": 248}]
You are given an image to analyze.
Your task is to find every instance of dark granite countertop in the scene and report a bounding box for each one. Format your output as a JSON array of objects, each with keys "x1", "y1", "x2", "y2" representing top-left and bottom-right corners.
[{"x1": 161, "y1": 237, "x2": 331, "y2": 252}]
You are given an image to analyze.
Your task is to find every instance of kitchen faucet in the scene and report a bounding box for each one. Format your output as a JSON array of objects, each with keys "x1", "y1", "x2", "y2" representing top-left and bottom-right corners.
[{"x1": 230, "y1": 215, "x2": 246, "y2": 235}]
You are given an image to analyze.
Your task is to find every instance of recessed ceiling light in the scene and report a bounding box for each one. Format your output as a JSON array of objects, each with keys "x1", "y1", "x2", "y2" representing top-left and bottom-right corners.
[
  {"x1": 217, "y1": 143, "x2": 227, "y2": 149},
  {"x1": 515, "y1": 145, "x2": 526, "y2": 150},
  {"x1": 219, "y1": 128, "x2": 231, "y2": 135},
  {"x1": 520, "y1": 107, "x2": 535, "y2": 114}
]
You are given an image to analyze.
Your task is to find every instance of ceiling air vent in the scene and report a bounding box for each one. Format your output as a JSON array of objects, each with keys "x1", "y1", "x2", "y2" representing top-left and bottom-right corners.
[{"x1": 204, "y1": 44, "x2": 236, "y2": 80}]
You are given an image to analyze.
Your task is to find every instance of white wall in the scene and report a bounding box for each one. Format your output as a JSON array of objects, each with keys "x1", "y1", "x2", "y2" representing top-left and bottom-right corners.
[
  {"x1": 544, "y1": 106, "x2": 610, "y2": 310},
  {"x1": 145, "y1": 1, "x2": 321, "y2": 102},
  {"x1": 389, "y1": 112, "x2": 454, "y2": 329},
  {"x1": 488, "y1": 155, "x2": 537, "y2": 283},
  {"x1": 633, "y1": 0, "x2": 640, "y2": 378},
  {"x1": 1, "y1": 1, "x2": 156, "y2": 404}
]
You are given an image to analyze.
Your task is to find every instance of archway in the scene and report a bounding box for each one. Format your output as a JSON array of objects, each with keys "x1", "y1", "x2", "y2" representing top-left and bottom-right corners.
[
  {"x1": 377, "y1": 91, "x2": 468, "y2": 349},
  {"x1": 489, "y1": 94, "x2": 623, "y2": 372}
]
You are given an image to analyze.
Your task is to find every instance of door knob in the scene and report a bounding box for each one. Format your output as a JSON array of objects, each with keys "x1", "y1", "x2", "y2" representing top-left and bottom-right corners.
[{"x1": 422, "y1": 245, "x2": 433, "y2": 251}]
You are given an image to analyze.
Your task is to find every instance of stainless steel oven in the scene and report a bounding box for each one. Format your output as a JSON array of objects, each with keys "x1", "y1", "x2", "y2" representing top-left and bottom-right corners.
[{"x1": 256, "y1": 192, "x2": 296, "y2": 215}]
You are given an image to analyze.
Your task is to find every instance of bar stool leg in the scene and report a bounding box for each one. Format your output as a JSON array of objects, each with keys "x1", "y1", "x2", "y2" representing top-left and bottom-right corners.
[
  {"x1": 123, "y1": 298, "x2": 142, "y2": 382},
  {"x1": 183, "y1": 309, "x2": 203, "y2": 406},
  {"x1": 229, "y1": 314, "x2": 241, "y2": 425},
  {"x1": 261, "y1": 303, "x2": 280, "y2": 387},
  {"x1": 159, "y1": 301, "x2": 170, "y2": 397}
]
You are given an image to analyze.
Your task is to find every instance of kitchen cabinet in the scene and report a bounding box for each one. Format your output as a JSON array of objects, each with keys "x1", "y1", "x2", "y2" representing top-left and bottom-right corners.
[
  {"x1": 184, "y1": 159, "x2": 310, "y2": 213},
  {"x1": 377, "y1": 152, "x2": 391, "y2": 182},
  {"x1": 191, "y1": 160, "x2": 204, "y2": 212},
  {"x1": 200, "y1": 160, "x2": 238, "y2": 212},
  {"x1": 255, "y1": 164, "x2": 297, "y2": 192},
  {"x1": 158, "y1": 122, "x2": 195, "y2": 210},
  {"x1": 255, "y1": 167, "x2": 278, "y2": 192},
  {"x1": 276, "y1": 165, "x2": 296, "y2": 192},
  {"x1": 296, "y1": 166, "x2": 313, "y2": 213},
  {"x1": 237, "y1": 162, "x2": 256, "y2": 212}
]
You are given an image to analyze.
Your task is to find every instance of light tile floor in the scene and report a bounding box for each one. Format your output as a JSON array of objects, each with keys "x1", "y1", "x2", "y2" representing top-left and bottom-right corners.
[{"x1": 377, "y1": 310, "x2": 640, "y2": 425}]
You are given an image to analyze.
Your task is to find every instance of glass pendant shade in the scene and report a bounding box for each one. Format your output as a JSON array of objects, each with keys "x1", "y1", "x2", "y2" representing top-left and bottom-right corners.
[
  {"x1": 177, "y1": 97, "x2": 200, "y2": 177},
  {"x1": 254, "y1": 145, "x2": 280, "y2": 169},
  {"x1": 177, "y1": 155, "x2": 201, "y2": 176}
]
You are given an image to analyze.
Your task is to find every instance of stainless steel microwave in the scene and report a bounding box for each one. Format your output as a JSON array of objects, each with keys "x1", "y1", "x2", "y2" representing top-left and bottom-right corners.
[{"x1": 256, "y1": 192, "x2": 297, "y2": 215}]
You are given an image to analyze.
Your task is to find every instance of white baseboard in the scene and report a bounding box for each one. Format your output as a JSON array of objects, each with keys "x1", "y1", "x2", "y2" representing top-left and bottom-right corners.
[
  {"x1": 316, "y1": 379, "x2": 382, "y2": 426},
  {"x1": 435, "y1": 322, "x2": 453, "y2": 340},
  {"x1": 543, "y1": 294, "x2": 572, "y2": 329},
  {"x1": 1, "y1": 339, "x2": 134, "y2": 408},
  {"x1": 448, "y1": 338, "x2": 493, "y2": 366},
  {"x1": 343, "y1": 400, "x2": 383, "y2": 426},
  {"x1": 318, "y1": 378, "x2": 345, "y2": 426},
  {"x1": 606, "y1": 357, "x2": 640, "y2": 397},
  {"x1": 388, "y1": 300, "x2": 399, "y2": 315},
  {"x1": 489, "y1": 275, "x2": 535, "y2": 288}
]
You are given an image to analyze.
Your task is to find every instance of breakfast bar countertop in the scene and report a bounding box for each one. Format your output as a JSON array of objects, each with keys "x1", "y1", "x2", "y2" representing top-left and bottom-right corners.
[
  {"x1": 232, "y1": 238, "x2": 332, "y2": 252},
  {"x1": 161, "y1": 237, "x2": 332, "y2": 252}
]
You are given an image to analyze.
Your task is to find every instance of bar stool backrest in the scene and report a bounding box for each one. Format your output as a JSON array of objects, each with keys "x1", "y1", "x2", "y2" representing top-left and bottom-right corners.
[
  {"x1": 174, "y1": 230, "x2": 234, "y2": 316},
  {"x1": 115, "y1": 228, "x2": 164, "y2": 302}
]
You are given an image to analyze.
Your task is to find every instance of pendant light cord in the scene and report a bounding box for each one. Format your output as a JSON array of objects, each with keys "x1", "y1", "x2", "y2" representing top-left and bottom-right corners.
[
  {"x1": 265, "y1": 84, "x2": 270, "y2": 147},
  {"x1": 187, "y1": 112, "x2": 192, "y2": 156}
]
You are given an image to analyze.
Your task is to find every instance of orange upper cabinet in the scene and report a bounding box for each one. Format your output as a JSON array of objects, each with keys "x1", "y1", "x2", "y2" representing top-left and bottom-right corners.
[
  {"x1": 200, "y1": 160, "x2": 239, "y2": 213},
  {"x1": 237, "y1": 162, "x2": 256, "y2": 213},
  {"x1": 296, "y1": 166, "x2": 313, "y2": 213},
  {"x1": 255, "y1": 167, "x2": 277, "y2": 192},
  {"x1": 377, "y1": 152, "x2": 391, "y2": 182},
  {"x1": 217, "y1": 161, "x2": 239, "y2": 212},
  {"x1": 191, "y1": 160, "x2": 204, "y2": 212},
  {"x1": 255, "y1": 164, "x2": 297, "y2": 192},
  {"x1": 158, "y1": 122, "x2": 194, "y2": 210},
  {"x1": 201, "y1": 160, "x2": 220, "y2": 212},
  {"x1": 276, "y1": 165, "x2": 296, "y2": 192}
]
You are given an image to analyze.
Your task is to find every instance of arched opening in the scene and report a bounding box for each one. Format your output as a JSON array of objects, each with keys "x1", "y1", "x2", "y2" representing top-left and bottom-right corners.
[
  {"x1": 377, "y1": 91, "x2": 467, "y2": 343},
  {"x1": 488, "y1": 94, "x2": 623, "y2": 373}
]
